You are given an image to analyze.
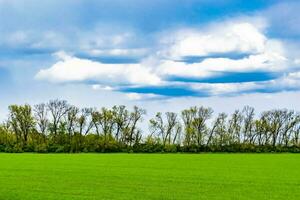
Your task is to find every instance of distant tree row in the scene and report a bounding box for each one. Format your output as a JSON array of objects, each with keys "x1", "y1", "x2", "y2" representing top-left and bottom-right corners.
[{"x1": 1, "y1": 99, "x2": 300, "y2": 153}]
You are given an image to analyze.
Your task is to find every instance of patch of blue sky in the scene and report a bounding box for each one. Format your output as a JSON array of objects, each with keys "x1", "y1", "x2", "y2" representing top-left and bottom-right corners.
[
  {"x1": 75, "y1": 54, "x2": 141, "y2": 64},
  {"x1": 0, "y1": 68, "x2": 12, "y2": 92},
  {"x1": 0, "y1": 47, "x2": 55, "y2": 59},
  {"x1": 168, "y1": 71, "x2": 280, "y2": 84},
  {"x1": 0, "y1": 0, "x2": 276, "y2": 33},
  {"x1": 121, "y1": 86, "x2": 208, "y2": 97},
  {"x1": 179, "y1": 53, "x2": 252, "y2": 63}
]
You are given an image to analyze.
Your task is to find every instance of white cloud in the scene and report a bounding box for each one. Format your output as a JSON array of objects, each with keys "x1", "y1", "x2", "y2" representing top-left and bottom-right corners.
[
  {"x1": 161, "y1": 22, "x2": 267, "y2": 58},
  {"x1": 35, "y1": 52, "x2": 162, "y2": 86},
  {"x1": 188, "y1": 82, "x2": 260, "y2": 95},
  {"x1": 91, "y1": 84, "x2": 114, "y2": 91},
  {"x1": 86, "y1": 48, "x2": 148, "y2": 57},
  {"x1": 126, "y1": 93, "x2": 143, "y2": 100},
  {"x1": 156, "y1": 37, "x2": 288, "y2": 79},
  {"x1": 125, "y1": 92, "x2": 162, "y2": 101},
  {"x1": 158, "y1": 52, "x2": 286, "y2": 79}
]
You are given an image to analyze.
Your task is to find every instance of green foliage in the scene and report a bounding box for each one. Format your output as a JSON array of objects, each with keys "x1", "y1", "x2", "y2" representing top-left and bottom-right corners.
[
  {"x1": 34, "y1": 143, "x2": 48, "y2": 153},
  {"x1": 1, "y1": 100, "x2": 300, "y2": 153}
]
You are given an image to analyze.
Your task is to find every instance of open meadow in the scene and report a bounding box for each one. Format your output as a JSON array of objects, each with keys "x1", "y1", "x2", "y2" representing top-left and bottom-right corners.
[{"x1": 0, "y1": 153, "x2": 300, "y2": 200}]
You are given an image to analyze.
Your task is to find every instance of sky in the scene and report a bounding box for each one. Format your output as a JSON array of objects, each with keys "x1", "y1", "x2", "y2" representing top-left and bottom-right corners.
[{"x1": 1, "y1": 0, "x2": 300, "y2": 123}]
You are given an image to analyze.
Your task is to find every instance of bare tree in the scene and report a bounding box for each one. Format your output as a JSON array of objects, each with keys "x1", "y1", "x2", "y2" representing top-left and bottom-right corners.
[
  {"x1": 228, "y1": 110, "x2": 243, "y2": 143},
  {"x1": 112, "y1": 105, "x2": 130, "y2": 142},
  {"x1": 242, "y1": 106, "x2": 255, "y2": 144},
  {"x1": 149, "y1": 112, "x2": 181, "y2": 146},
  {"x1": 280, "y1": 110, "x2": 300, "y2": 147},
  {"x1": 66, "y1": 106, "x2": 79, "y2": 139},
  {"x1": 207, "y1": 113, "x2": 227, "y2": 146},
  {"x1": 77, "y1": 108, "x2": 94, "y2": 136},
  {"x1": 34, "y1": 103, "x2": 49, "y2": 137},
  {"x1": 47, "y1": 100, "x2": 70, "y2": 135},
  {"x1": 128, "y1": 106, "x2": 146, "y2": 146}
]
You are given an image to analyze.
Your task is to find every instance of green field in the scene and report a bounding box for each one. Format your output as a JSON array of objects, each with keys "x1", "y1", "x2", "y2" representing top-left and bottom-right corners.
[{"x1": 0, "y1": 154, "x2": 300, "y2": 200}]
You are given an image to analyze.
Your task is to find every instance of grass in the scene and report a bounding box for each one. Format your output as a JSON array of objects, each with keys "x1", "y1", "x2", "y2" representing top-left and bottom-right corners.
[{"x1": 0, "y1": 154, "x2": 300, "y2": 200}]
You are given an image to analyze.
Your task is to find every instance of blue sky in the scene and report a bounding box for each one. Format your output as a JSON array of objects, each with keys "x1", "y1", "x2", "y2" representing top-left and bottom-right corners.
[{"x1": 1, "y1": 0, "x2": 300, "y2": 119}]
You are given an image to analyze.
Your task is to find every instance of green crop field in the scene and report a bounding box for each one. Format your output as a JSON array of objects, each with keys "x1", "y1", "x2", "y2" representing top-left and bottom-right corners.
[{"x1": 0, "y1": 154, "x2": 300, "y2": 200}]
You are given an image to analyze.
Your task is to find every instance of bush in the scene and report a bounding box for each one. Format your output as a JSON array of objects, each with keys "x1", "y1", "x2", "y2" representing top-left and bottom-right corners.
[
  {"x1": 12, "y1": 144, "x2": 23, "y2": 153},
  {"x1": 55, "y1": 145, "x2": 66, "y2": 153},
  {"x1": 0, "y1": 144, "x2": 6, "y2": 152},
  {"x1": 34, "y1": 144, "x2": 48, "y2": 153},
  {"x1": 164, "y1": 145, "x2": 178, "y2": 153}
]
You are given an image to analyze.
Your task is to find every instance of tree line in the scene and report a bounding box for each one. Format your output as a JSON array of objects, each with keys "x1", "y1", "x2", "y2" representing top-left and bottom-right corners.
[{"x1": 1, "y1": 99, "x2": 300, "y2": 153}]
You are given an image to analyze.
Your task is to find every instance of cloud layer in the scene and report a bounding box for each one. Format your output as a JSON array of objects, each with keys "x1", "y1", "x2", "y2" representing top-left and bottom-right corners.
[{"x1": 35, "y1": 19, "x2": 300, "y2": 98}]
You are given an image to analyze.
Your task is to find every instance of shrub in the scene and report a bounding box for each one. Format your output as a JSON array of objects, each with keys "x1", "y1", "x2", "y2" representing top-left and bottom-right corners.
[{"x1": 34, "y1": 144, "x2": 48, "y2": 153}]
